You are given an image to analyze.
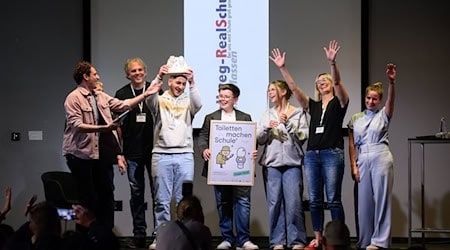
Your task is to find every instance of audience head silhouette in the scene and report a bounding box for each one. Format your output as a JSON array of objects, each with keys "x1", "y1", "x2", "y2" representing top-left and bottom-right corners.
[
  {"x1": 28, "y1": 201, "x2": 62, "y2": 238},
  {"x1": 323, "y1": 220, "x2": 350, "y2": 250},
  {"x1": 176, "y1": 195, "x2": 205, "y2": 224}
]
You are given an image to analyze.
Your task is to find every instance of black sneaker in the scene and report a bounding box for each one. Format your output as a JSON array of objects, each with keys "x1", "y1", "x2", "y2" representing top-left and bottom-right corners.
[{"x1": 127, "y1": 237, "x2": 146, "y2": 249}]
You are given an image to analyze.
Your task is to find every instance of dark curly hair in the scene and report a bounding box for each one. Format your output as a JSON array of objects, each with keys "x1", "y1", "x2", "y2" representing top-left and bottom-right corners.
[{"x1": 73, "y1": 61, "x2": 94, "y2": 84}]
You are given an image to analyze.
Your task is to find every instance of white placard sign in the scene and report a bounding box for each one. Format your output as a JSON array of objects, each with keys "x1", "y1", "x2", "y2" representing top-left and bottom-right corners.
[{"x1": 207, "y1": 120, "x2": 257, "y2": 186}]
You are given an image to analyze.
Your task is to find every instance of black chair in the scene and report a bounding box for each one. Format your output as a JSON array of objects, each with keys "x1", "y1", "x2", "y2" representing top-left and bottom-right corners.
[
  {"x1": 41, "y1": 171, "x2": 80, "y2": 229},
  {"x1": 41, "y1": 171, "x2": 80, "y2": 209}
]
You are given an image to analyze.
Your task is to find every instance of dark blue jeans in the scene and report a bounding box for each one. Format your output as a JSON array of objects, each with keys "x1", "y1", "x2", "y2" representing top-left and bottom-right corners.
[
  {"x1": 126, "y1": 158, "x2": 154, "y2": 237},
  {"x1": 214, "y1": 185, "x2": 251, "y2": 246},
  {"x1": 304, "y1": 148, "x2": 345, "y2": 232}
]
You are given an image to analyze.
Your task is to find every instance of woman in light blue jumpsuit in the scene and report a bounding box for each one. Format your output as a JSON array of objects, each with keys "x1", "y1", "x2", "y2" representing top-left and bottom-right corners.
[{"x1": 348, "y1": 63, "x2": 397, "y2": 250}]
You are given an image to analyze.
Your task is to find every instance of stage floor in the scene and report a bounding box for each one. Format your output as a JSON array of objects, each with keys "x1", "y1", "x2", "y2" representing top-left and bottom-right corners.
[{"x1": 118, "y1": 237, "x2": 450, "y2": 249}]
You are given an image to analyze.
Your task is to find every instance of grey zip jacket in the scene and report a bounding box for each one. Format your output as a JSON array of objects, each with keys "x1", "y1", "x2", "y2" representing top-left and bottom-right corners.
[{"x1": 257, "y1": 106, "x2": 309, "y2": 167}]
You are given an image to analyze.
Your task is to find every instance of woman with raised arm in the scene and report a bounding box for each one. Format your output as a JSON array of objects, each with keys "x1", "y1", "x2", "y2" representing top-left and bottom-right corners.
[
  {"x1": 348, "y1": 64, "x2": 397, "y2": 250},
  {"x1": 257, "y1": 80, "x2": 309, "y2": 250},
  {"x1": 270, "y1": 40, "x2": 349, "y2": 249}
]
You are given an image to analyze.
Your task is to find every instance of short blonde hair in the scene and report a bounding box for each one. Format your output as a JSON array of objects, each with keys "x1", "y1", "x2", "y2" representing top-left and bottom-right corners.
[
  {"x1": 95, "y1": 81, "x2": 104, "y2": 92},
  {"x1": 124, "y1": 57, "x2": 147, "y2": 76},
  {"x1": 314, "y1": 73, "x2": 334, "y2": 100}
]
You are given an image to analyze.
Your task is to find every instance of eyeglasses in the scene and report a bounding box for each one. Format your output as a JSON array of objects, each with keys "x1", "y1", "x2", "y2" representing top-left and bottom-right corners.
[{"x1": 316, "y1": 78, "x2": 330, "y2": 85}]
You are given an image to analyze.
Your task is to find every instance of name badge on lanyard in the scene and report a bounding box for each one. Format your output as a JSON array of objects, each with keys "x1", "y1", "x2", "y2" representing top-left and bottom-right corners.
[
  {"x1": 315, "y1": 126, "x2": 324, "y2": 134},
  {"x1": 136, "y1": 113, "x2": 146, "y2": 123},
  {"x1": 316, "y1": 106, "x2": 326, "y2": 134},
  {"x1": 131, "y1": 84, "x2": 146, "y2": 123}
]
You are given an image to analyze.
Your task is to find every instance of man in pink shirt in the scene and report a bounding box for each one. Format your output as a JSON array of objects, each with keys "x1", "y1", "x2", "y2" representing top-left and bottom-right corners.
[{"x1": 63, "y1": 61, "x2": 162, "y2": 230}]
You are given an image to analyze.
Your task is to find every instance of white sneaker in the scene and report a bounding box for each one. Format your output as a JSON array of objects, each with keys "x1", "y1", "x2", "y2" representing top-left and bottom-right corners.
[
  {"x1": 292, "y1": 244, "x2": 305, "y2": 250},
  {"x1": 366, "y1": 245, "x2": 379, "y2": 250},
  {"x1": 216, "y1": 240, "x2": 232, "y2": 249},
  {"x1": 273, "y1": 244, "x2": 284, "y2": 250},
  {"x1": 148, "y1": 239, "x2": 157, "y2": 250},
  {"x1": 237, "y1": 240, "x2": 259, "y2": 250}
]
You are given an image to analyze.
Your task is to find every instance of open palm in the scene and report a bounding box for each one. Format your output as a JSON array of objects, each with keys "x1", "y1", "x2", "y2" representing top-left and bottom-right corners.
[
  {"x1": 270, "y1": 48, "x2": 286, "y2": 68},
  {"x1": 324, "y1": 40, "x2": 340, "y2": 62}
]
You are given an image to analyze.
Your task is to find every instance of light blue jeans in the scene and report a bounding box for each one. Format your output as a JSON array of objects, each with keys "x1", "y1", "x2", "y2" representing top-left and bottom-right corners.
[
  {"x1": 151, "y1": 153, "x2": 194, "y2": 231},
  {"x1": 214, "y1": 185, "x2": 251, "y2": 247},
  {"x1": 304, "y1": 148, "x2": 345, "y2": 232},
  {"x1": 266, "y1": 166, "x2": 307, "y2": 248}
]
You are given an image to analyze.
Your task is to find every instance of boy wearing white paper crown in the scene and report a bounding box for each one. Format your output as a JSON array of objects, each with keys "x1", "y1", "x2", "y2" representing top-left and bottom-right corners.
[{"x1": 145, "y1": 59, "x2": 202, "y2": 249}]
